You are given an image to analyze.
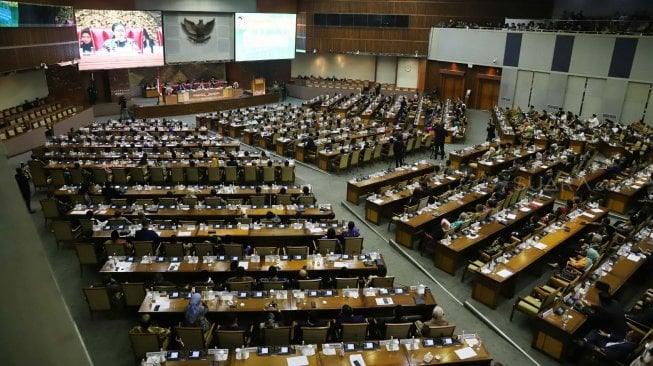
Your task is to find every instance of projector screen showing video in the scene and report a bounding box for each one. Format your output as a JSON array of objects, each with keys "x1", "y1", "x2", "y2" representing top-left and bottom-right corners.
[
  {"x1": 235, "y1": 13, "x2": 296, "y2": 62},
  {"x1": 0, "y1": 1, "x2": 18, "y2": 27},
  {"x1": 75, "y1": 9, "x2": 164, "y2": 70}
]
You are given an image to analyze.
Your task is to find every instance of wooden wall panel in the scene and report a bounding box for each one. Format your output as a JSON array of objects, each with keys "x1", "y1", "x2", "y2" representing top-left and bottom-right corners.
[
  {"x1": 425, "y1": 60, "x2": 503, "y2": 108},
  {"x1": 226, "y1": 60, "x2": 291, "y2": 91},
  {"x1": 37, "y1": 0, "x2": 135, "y2": 9},
  {"x1": 299, "y1": 0, "x2": 553, "y2": 56},
  {"x1": 257, "y1": 0, "x2": 297, "y2": 13}
]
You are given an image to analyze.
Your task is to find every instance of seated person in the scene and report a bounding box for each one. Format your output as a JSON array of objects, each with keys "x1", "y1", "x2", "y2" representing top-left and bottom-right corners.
[
  {"x1": 259, "y1": 265, "x2": 288, "y2": 289},
  {"x1": 576, "y1": 329, "x2": 639, "y2": 362},
  {"x1": 102, "y1": 22, "x2": 139, "y2": 53},
  {"x1": 219, "y1": 313, "x2": 252, "y2": 338},
  {"x1": 294, "y1": 310, "x2": 329, "y2": 343},
  {"x1": 226, "y1": 266, "x2": 255, "y2": 284},
  {"x1": 79, "y1": 28, "x2": 95, "y2": 54},
  {"x1": 370, "y1": 304, "x2": 414, "y2": 338},
  {"x1": 321, "y1": 227, "x2": 342, "y2": 253},
  {"x1": 567, "y1": 244, "x2": 600, "y2": 271},
  {"x1": 415, "y1": 305, "x2": 449, "y2": 336},
  {"x1": 364, "y1": 264, "x2": 388, "y2": 287},
  {"x1": 342, "y1": 221, "x2": 360, "y2": 238},
  {"x1": 104, "y1": 229, "x2": 133, "y2": 254},
  {"x1": 334, "y1": 304, "x2": 366, "y2": 338},
  {"x1": 130, "y1": 314, "x2": 171, "y2": 348},
  {"x1": 184, "y1": 293, "x2": 211, "y2": 332},
  {"x1": 263, "y1": 211, "x2": 281, "y2": 224},
  {"x1": 134, "y1": 221, "x2": 160, "y2": 246},
  {"x1": 511, "y1": 216, "x2": 541, "y2": 239}
]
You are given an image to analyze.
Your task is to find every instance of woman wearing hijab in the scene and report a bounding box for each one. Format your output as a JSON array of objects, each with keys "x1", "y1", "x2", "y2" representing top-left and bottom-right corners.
[{"x1": 184, "y1": 293, "x2": 210, "y2": 332}]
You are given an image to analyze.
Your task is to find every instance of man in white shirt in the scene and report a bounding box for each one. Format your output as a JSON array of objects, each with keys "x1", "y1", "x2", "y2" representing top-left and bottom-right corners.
[{"x1": 588, "y1": 113, "x2": 600, "y2": 129}]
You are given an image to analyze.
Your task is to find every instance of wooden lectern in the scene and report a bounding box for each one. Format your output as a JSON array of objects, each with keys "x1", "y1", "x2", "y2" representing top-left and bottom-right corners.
[{"x1": 251, "y1": 78, "x2": 266, "y2": 95}]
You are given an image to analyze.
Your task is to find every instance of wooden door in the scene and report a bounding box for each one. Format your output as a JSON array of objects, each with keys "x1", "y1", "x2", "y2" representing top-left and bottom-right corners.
[
  {"x1": 476, "y1": 77, "x2": 500, "y2": 111},
  {"x1": 440, "y1": 73, "x2": 464, "y2": 101}
]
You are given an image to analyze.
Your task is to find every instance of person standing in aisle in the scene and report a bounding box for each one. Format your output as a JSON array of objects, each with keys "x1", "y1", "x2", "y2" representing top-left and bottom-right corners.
[
  {"x1": 433, "y1": 122, "x2": 446, "y2": 160},
  {"x1": 15, "y1": 166, "x2": 34, "y2": 213},
  {"x1": 393, "y1": 133, "x2": 405, "y2": 167}
]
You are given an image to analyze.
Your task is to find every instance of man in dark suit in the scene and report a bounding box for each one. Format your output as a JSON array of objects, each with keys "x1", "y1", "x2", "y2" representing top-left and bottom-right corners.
[
  {"x1": 585, "y1": 291, "x2": 628, "y2": 340},
  {"x1": 392, "y1": 135, "x2": 404, "y2": 167},
  {"x1": 578, "y1": 329, "x2": 639, "y2": 362},
  {"x1": 433, "y1": 122, "x2": 447, "y2": 160}
]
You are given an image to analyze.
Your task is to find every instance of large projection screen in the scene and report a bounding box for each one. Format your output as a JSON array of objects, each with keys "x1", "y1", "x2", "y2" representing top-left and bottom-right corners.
[
  {"x1": 75, "y1": 9, "x2": 164, "y2": 70},
  {"x1": 235, "y1": 13, "x2": 296, "y2": 62},
  {"x1": 163, "y1": 12, "x2": 234, "y2": 63}
]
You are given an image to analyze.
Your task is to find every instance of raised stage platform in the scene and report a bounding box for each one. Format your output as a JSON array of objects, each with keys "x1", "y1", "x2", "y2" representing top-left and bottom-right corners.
[{"x1": 133, "y1": 92, "x2": 279, "y2": 119}]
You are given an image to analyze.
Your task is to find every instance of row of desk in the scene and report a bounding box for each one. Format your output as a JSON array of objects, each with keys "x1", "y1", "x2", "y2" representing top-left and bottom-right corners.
[
  {"x1": 346, "y1": 163, "x2": 435, "y2": 205},
  {"x1": 90, "y1": 223, "x2": 343, "y2": 247},
  {"x1": 471, "y1": 206, "x2": 608, "y2": 309},
  {"x1": 434, "y1": 196, "x2": 554, "y2": 275},
  {"x1": 139, "y1": 287, "x2": 436, "y2": 317},
  {"x1": 533, "y1": 229, "x2": 653, "y2": 361},
  {"x1": 101, "y1": 253, "x2": 383, "y2": 282},
  {"x1": 155, "y1": 338, "x2": 492, "y2": 366}
]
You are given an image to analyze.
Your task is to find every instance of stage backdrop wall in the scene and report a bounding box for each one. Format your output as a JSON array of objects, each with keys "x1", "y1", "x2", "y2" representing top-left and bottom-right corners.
[
  {"x1": 0, "y1": 70, "x2": 49, "y2": 110},
  {"x1": 128, "y1": 63, "x2": 226, "y2": 96},
  {"x1": 291, "y1": 53, "x2": 376, "y2": 81},
  {"x1": 163, "y1": 12, "x2": 234, "y2": 63}
]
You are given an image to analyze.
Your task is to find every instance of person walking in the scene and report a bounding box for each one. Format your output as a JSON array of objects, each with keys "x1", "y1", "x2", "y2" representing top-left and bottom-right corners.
[{"x1": 15, "y1": 166, "x2": 34, "y2": 213}]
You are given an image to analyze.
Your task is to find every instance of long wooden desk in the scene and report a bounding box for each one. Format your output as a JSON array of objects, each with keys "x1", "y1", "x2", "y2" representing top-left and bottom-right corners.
[
  {"x1": 91, "y1": 223, "x2": 344, "y2": 247},
  {"x1": 364, "y1": 174, "x2": 460, "y2": 225},
  {"x1": 138, "y1": 287, "x2": 437, "y2": 319},
  {"x1": 161, "y1": 338, "x2": 492, "y2": 366},
  {"x1": 433, "y1": 197, "x2": 554, "y2": 275},
  {"x1": 346, "y1": 163, "x2": 434, "y2": 205},
  {"x1": 471, "y1": 206, "x2": 608, "y2": 309},
  {"x1": 394, "y1": 187, "x2": 491, "y2": 248},
  {"x1": 475, "y1": 146, "x2": 544, "y2": 178},
  {"x1": 532, "y1": 234, "x2": 653, "y2": 361},
  {"x1": 605, "y1": 166, "x2": 652, "y2": 214},
  {"x1": 559, "y1": 166, "x2": 609, "y2": 201},
  {"x1": 68, "y1": 204, "x2": 333, "y2": 222},
  {"x1": 56, "y1": 185, "x2": 303, "y2": 201},
  {"x1": 448, "y1": 142, "x2": 499, "y2": 170},
  {"x1": 100, "y1": 253, "x2": 383, "y2": 283}
]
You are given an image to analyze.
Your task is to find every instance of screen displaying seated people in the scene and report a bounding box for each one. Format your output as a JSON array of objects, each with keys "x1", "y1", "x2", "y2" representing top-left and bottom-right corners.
[
  {"x1": 75, "y1": 9, "x2": 164, "y2": 70},
  {"x1": 234, "y1": 13, "x2": 296, "y2": 61},
  {"x1": 0, "y1": 1, "x2": 18, "y2": 27}
]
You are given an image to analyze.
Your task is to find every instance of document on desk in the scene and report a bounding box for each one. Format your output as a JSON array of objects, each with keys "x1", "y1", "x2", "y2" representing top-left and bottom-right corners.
[
  {"x1": 349, "y1": 354, "x2": 366, "y2": 366},
  {"x1": 591, "y1": 208, "x2": 604, "y2": 213},
  {"x1": 168, "y1": 263, "x2": 179, "y2": 271},
  {"x1": 375, "y1": 297, "x2": 393, "y2": 305},
  {"x1": 333, "y1": 261, "x2": 348, "y2": 268},
  {"x1": 454, "y1": 347, "x2": 477, "y2": 360},
  {"x1": 177, "y1": 231, "x2": 192, "y2": 237},
  {"x1": 496, "y1": 269, "x2": 514, "y2": 278},
  {"x1": 506, "y1": 213, "x2": 517, "y2": 220},
  {"x1": 626, "y1": 253, "x2": 642, "y2": 262},
  {"x1": 286, "y1": 355, "x2": 309, "y2": 366},
  {"x1": 238, "y1": 261, "x2": 249, "y2": 269},
  {"x1": 309, "y1": 228, "x2": 324, "y2": 234},
  {"x1": 534, "y1": 242, "x2": 548, "y2": 250},
  {"x1": 581, "y1": 212, "x2": 595, "y2": 219}
]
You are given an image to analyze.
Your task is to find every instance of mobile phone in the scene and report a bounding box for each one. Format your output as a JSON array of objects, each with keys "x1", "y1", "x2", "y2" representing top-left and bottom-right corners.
[
  {"x1": 311, "y1": 301, "x2": 317, "y2": 308},
  {"x1": 154, "y1": 304, "x2": 160, "y2": 311}
]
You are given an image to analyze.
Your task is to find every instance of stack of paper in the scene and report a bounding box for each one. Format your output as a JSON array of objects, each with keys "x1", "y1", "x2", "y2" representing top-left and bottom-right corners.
[{"x1": 454, "y1": 347, "x2": 477, "y2": 360}]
